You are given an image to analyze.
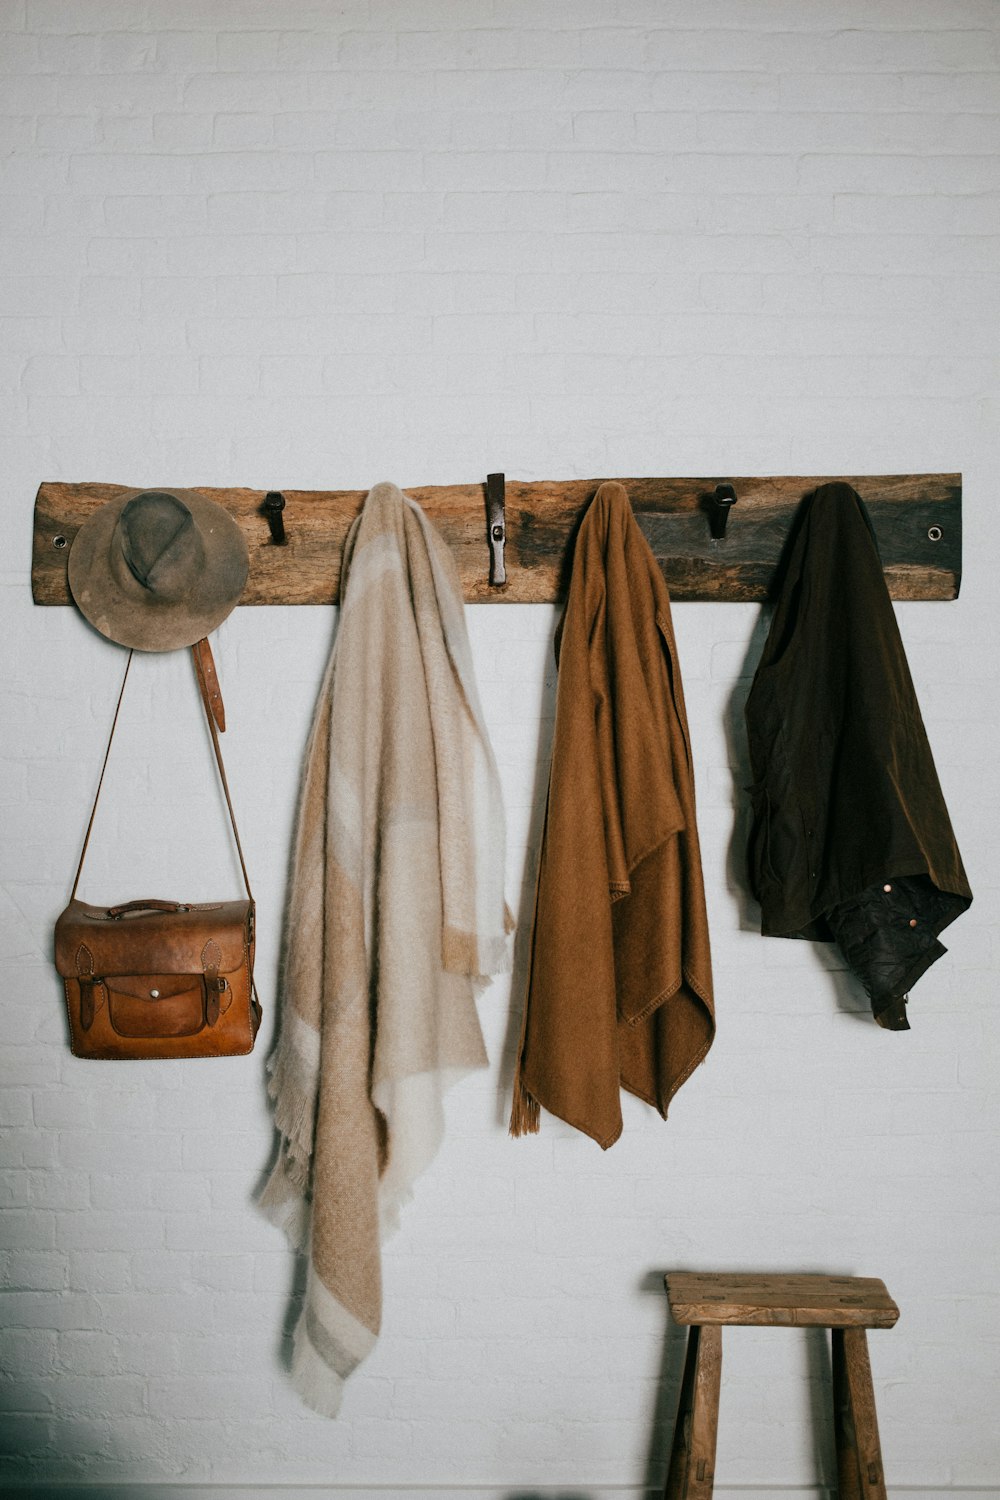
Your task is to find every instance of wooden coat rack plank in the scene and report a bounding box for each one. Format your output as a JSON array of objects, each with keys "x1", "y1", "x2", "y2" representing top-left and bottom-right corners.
[{"x1": 32, "y1": 472, "x2": 962, "y2": 607}]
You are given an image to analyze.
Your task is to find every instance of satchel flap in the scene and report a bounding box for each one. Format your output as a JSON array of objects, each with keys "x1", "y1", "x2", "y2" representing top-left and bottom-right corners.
[{"x1": 55, "y1": 898, "x2": 253, "y2": 978}]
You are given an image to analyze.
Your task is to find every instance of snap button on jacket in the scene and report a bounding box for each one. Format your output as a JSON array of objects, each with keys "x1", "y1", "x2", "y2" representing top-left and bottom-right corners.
[
  {"x1": 510, "y1": 482, "x2": 715, "y2": 1148},
  {"x1": 744, "y1": 481, "x2": 972, "y2": 1029}
]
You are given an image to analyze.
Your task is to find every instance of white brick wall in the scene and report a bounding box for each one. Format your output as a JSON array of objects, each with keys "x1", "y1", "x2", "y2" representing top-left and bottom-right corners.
[{"x1": 2, "y1": 1, "x2": 999, "y2": 1494}]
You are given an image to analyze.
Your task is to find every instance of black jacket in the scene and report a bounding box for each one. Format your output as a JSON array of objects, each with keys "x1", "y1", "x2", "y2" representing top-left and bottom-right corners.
[{"x1": 744, "y1": 482, "x2": 972, "y2": 1029}]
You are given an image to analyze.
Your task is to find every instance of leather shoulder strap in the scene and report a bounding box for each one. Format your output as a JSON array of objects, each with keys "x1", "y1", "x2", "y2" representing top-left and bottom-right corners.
[
  {"x1": 70, "y1": 641, "x2": 253, "y2": 904},
  {"x1": 191, "y1": 638, "x2": 253, "y2": 902},
  {"x1": 70, "y1": 649, "x2": 134, "y2": 900},
  {"x1": 192, "y1": 636, "x2": 225, "y2": 732}
]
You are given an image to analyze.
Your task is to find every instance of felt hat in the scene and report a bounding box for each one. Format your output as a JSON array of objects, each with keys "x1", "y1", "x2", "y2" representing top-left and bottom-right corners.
[{"x1": 68, "y1": 487, "x2": 249, "y2": 651}]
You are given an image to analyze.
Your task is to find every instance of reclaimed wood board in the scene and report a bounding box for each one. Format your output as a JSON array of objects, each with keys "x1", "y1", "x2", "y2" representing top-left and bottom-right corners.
[{"x1": 32, "y1": 473, "x2": 961, "y2": 606}]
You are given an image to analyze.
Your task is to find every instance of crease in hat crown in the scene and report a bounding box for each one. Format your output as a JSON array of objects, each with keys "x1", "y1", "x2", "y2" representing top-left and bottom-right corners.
[
  {"x1": 68, "y1": 486, "x2": 249, "y2": 652},
  {"x1": 113, "y1": 492, "x2": 206, "y2": 603}
]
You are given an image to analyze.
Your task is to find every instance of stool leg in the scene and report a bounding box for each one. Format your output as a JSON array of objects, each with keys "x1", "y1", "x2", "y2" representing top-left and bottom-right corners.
[
  {"x1": 665, "y1": 1324, "x2": 722, "y2": 1499},
  {"x1": 665, "y1": 1326, "x2": 699, "y2": 1499},
  {"x1": 835, "y1": 1327, "x2": 888, "y2": 1500},
  {"x1": 832, "y1": 1328, "x2": 863, "y2": 1500}
]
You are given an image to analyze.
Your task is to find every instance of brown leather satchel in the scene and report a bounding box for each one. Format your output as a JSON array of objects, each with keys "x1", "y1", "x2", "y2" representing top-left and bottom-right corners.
[{"x1": 56, "y1": 640, "x2": 261, "y2": 1060}]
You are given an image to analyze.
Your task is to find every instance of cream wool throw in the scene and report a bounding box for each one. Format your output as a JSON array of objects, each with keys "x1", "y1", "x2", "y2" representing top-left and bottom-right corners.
[{"x1": 260, "y1": 481, "x2": 512, "y2": 1416}]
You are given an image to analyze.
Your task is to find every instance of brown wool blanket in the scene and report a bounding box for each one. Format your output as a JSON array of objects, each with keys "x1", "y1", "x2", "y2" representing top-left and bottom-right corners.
[
  {"x1": 511, "y1": 482, "x2": 715, "y2": 1149},
  {"x1": 260, "y1": 482, "x2": 512, "y2": 1416}
]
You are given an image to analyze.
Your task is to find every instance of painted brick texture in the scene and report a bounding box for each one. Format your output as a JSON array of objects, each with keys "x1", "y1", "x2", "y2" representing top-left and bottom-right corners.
[{"x1": 1, "y1": 1, "x2": 999, "y2": 1494}]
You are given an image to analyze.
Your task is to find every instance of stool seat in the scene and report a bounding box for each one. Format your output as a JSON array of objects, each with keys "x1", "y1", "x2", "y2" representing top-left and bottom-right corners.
[
  {"x1": 666, "y1": 1271, "x2": 899, "y2": 1329},
  {"x1": 663, "y1": 1272, "x2": 899, "y2": 1500}
]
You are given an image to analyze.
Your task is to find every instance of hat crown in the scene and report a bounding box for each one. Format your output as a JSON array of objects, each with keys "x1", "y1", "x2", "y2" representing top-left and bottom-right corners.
[
  {"x1": 67, "y1": 485, "x2": 249, "y2": 651},
  {"x1": 117, "y1": 491, "x2": 204, "y2": 601}
]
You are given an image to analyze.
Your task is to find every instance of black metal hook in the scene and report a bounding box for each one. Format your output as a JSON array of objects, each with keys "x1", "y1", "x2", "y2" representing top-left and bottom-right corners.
[
  {"x1": 707, "y1": 483, "x2": 737, "y2": 540},
  {"x1": 263, "y1": 491, "x2": 287, "y2": 545},
  {"x1": 486, "y1": 472, "x2": 506, "y2": 585}
]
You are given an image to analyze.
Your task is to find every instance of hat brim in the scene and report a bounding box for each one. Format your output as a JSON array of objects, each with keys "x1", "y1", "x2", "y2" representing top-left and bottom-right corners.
[{"x1": 68, "y1": 488, "x2": 249, "y2": 652}]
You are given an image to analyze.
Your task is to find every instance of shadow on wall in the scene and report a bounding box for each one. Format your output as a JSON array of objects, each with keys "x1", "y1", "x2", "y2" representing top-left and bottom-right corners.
[
  {"x1": 722, "y1": 602, "x2": 771, "y2": 936},
  {"x1": 638, "y1": 1267, "x2": 689, "y2": 1496},
  {"x1": 7, "y1": 1490, "x2": 148, "y2": 1500},
  {"x1": 2, "y1": 1404, "x2": 145, "y2": 1497},
  {"x1": 2, "y1": 1383, "x2": 201, "y2": 1498},
  {"x1": 505, "y1": 1493, "x2": 593, "y2": 1500},
  {"x1": 495, "y1": 606, "x2": 561, "y2": 1126}
]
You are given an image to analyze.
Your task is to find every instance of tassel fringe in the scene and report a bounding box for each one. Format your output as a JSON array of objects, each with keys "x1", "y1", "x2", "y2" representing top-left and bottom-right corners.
[
  {"x1": 509, "y1": 1077, "x2": 540, "y2": 1137},
  {"x1": 266, "y1": 1051, "x2": 316, "y2": 1191},
  {"x1": 258, "y1": 1164, "x2": 311, "y2": 1252}
]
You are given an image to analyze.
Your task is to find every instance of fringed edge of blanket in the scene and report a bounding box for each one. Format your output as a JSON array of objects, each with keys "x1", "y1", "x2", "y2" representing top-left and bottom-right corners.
[
  {"x1": 265, "y1": 1044, "x2": 316, "y2": 1192},
  {"x1": 509, "y1": 1075, "x2": 541, "y2": 1137},
  {"x1": 259, "y1": 1042, "x2": 317, "y2": 1252},
  {"x1": 258, "y1": 1158, "x2": 311, "y2": 1252}
]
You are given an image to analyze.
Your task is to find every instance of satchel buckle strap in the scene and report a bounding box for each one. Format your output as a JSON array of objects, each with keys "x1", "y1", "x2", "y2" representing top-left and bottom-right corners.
[
  {"x1": 204, "y1": 970, "x2": 227, "y2": 1027},
  {"x1": 201, "y1": 938, "x2": 225, "y2": 1026},
  {"x1": 75, "y1": 948, "x2": 106, "y2": 1032},
  {"x1": 79, "y1": 977, "x2": 108, "y2": 1031}
]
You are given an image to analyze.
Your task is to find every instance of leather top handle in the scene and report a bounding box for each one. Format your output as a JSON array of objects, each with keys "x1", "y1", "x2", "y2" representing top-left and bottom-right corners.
[{"x1": 106, "y1": 899, "x2": 190, "y2": 918}]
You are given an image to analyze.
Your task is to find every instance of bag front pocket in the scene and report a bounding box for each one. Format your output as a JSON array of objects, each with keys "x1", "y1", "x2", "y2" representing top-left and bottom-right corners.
[{"x1": 106, "y1": 973, "x2": 207, "y2": 1038}]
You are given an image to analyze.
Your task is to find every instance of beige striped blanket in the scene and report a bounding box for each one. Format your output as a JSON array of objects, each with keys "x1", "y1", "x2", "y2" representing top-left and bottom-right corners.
[{"x1": 260, "y1": 481, "x2": 512, "y2": 1415}]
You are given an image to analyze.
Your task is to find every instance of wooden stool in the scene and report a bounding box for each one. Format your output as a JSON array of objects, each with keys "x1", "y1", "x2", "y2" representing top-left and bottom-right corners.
[{"x1": 663, "y1": 1272, "x2": 900, "y2": 1500}]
